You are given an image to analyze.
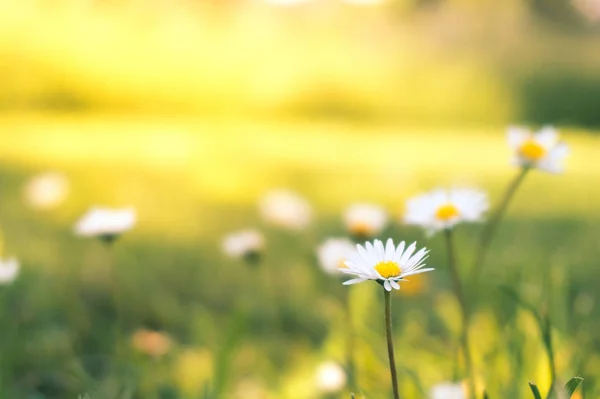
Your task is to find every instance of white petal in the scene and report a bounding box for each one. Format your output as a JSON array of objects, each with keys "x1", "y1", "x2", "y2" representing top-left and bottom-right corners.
[
  {"x1": 343, "y1": 278, "x2": 367, "y2": 285},
  {"x1": 390, "y1": 280, "x2": 400, "y2": 290},
  {"x1": 535, "y1": 126, "x2": 558, "y2": 149},
  {"x1": 385, "y1": 238, "x2": 395, "y2": 260},
  {"x1": 401, "y1": 268, "x2": 435, "y2": 277},
  {"x1": 383, "y1": 280, "x2": 392, "y2": 291},
  {"x1": 399, "y1": 241, "x2": 417, "y2": 264},
  {"x1": 507, "y1": 126, "x2": 529, "y2": 149}
]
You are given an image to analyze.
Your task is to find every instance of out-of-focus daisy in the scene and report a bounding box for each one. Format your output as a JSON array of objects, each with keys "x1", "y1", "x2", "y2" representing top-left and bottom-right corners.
[
  {"x1": 0, "y1": 257, "x2": 19, "y2": 284},
  {"x1": 75, "y1": 207, "x2": 136, "y2": 242},
  {"x1": 572, "y1": 0, "x2": 600, "y2": 22},
  {"x1": 315, "y1": 361, "x2": 347, "y2": 393},
  {"x1": 507, "y1": 126, "x2": 569, "y2": 173},
  {"x1": 23, "y1": 172, "x2": 69, "y2": 210},
  {"x1": 132, "y1": 328, "x2": 172, "y2": 358},
  {"x1": 430, "y1": 382, "x2": 467, "y2": 399},
  {"x1": 404, "y1": 188, "x2": 488, "y2": 235},
  {"x1": 343, "y1": 203, "x2": 388, "y2": 239},
  {"x1": 341, "y1": 238, "x2": 433, "y2": 291},
  {"x1": 317, "y1": 238, "x2": 355, "y2": 275},
  {"x1": 222, "y1": 229, "x2": 265, "y2": 264},
  {"x1": 259, "y1": 190, "x2": 311, "y2": 231}
]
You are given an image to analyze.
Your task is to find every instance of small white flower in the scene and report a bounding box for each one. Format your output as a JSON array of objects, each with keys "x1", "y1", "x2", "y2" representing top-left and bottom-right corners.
[
  {"x1": 317, "y1": 238, "x2": 355, "y2": 275},
  {"x1": 343, "y1": 203, "x2": 388, "y2": 238},
  {"x1": 0, "y1": 257, "x2": 19, "y2": 284},
  {"x1": 430, "y1": 382, "x2": 467, "y2": 399},
  {"x1": 222, "y1": 229, "x2": 265, "y2": 259},
  {"x1": 507, "y1": 126, "x2": 569, "y2": 173},
  {"x1": 404, "y1": 188, "x2": 488, "y2": 235},
  {"x1": 259, "y1": 190, "x2": 311, "y2": 230},
  {"x1": 341, "y1": 238, "x2": 433, "y2": 291},
  {"x1": 315, "y1": 361, "x2": 347, "y2": 393},
  {"x1": 75, "y1": 207, "x2": 136, "y2": 240},
  {"x1": 23, "y1": 172, "x2": 69, "y2": 210}
]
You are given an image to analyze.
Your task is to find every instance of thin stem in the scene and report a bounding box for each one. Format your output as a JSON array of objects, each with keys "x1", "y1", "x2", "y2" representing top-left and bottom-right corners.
[
  {"x1": 383, "y1": 289, "x2": 400, "y2": 399},
  {"x1": 444, "y1": 229, "x2": 476, "y2": 399},
  {"x1": 543, "y1": 316, "x2": 557, "y2": 399},
  {"x1": 343, "y1": 288, "x2": 357, "y2": 393},
  {"x1": 470, "y1": 167, "x2": 530, "y2": 286}
]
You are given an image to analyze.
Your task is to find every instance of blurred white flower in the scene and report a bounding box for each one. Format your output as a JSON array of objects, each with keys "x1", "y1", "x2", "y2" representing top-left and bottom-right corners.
[
  {"x1": 222, "y1": 229, "x2": 265, "y2": 262},
  {"x1": 343, "y1": 203, "x2": 388, "y2": 238},
  {"x1": 75, "y1": 207, "x2": 136, "y2": 241},
  {"x1": 341, "y1": 238, "x2": 433, "y2": 292},
  {"x1": 317, "y1": 238, "x2": 355, "y2": 275},
  {"x1": 404, "y1": 188, "x2": 488, "y2": 235},
  {"x1": 259, "y1": 190, "x2": 311, "y2": 230},
  {"x1": 430, "y1": 382, "x2": 467, "y2": 399},
  {"x1": 507, "y1": 126, "x2": 569, "y2": 173},
  {"x1": 0, "y1": 257, "x2": 19, "y2": 284},
  {"x1": 315, "y1": 361, "x2": 346, "y2": 394},
  {"x1": 23, "y1": 172, "x2": 69, "y2": 210},
  {"x1": 572, "y1": 0, "x2": 600, "y2": 22}
]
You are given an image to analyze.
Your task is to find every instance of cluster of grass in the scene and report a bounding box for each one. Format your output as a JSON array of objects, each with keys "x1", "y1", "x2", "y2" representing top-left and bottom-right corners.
[{"x1": 0, "y1": 115, "x2": 598, "y2": 398}]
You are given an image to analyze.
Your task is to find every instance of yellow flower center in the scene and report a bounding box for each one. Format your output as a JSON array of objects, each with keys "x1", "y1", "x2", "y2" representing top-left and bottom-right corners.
[
  {"x1": 519, "y1": 140, "x2": 546, "y2": 161},
  {"x1": 337, "y1": 258, "x2": 348, "y2": 269},
  {"x1": 435, "y1": 204, "x2": 460, "y2": 221},
  {"x1": 374, "y1": 261, "x2": 401, "y2": 279}
]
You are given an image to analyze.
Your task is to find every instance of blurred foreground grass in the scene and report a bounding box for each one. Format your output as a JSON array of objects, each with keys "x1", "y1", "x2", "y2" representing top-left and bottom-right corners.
[{"x1": 0, "y1": 114, "x2": 598, "y2": 398}]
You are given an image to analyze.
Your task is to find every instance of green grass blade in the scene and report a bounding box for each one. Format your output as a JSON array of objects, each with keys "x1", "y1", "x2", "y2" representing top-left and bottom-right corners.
[
  {"x1": 529, "y1": 382, "x2": 543, "y2": 399},
  {"x1": 564, "y1": 377, "x2": 584, "y2": 398}
]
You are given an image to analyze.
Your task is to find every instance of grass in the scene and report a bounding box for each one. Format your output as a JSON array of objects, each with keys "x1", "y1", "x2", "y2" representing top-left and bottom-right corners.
[{"x1": 0, "y1": 113, "x2": 597, "y2": 398}]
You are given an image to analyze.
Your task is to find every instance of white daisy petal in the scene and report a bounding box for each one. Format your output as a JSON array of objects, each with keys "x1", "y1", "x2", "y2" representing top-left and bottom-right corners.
[
  {"x1": 343, "y1": 278, "x2": 368, "y2": 285},
  {"x1": 383, "y1": 280, "x2": 392, "y2": 291},
  {"x1": 390, "y1": 280, "x2": 400, "y2": 290}
]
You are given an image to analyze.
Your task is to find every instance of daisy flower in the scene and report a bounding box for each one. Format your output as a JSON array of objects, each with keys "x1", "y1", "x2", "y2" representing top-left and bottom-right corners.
[
  {"x1": 316, "y1": 238, "x2": 355, "y2": 275},
  {"x1": 430, "y1": 382, "x2": 467, "y2": 399},
  {"x1": 75, "y1": 207, "x2": 136, "y2": 241},
  {"x1": 0, "y1": 257, "x2": 19, "y2": 284},
  {"x1": 343, "y1": 203, "x2": 388, "y2": 238},
  {"x1": 259, "y1": 190, "x2": 312, "y2": 230},
  {"x1": 507, "y1": 126, "x2": 569, "y2": 173},
  {"x1": 222, "y1": 229, "x2": 265, "y2": 264},
  {"x1": 315, "y1": 361, "x2": 347, "y2": 394},
  {"x1": 341, "y1": 238, "x2": 433, "y2": 291},
  {"x1": 23, "y1": 171, "x2": 69, "y2": 210},
  {"x1": 404, "y1": 188, "x2": 488, "y2": 235}
]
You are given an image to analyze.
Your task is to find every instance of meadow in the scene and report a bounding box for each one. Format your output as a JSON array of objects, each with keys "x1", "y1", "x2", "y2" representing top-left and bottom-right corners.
[{"x1": 0, "y1": 114, "x2": 598, "y2": 398}]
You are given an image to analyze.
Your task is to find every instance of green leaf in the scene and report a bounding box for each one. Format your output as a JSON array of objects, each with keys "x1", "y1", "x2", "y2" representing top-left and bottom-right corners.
[
  {"x1": 528, "y1": 381, "x2": 543, "y2": 399},
  {"x1": 564, "y1": 377, "x2": 584, "y2": 398}
]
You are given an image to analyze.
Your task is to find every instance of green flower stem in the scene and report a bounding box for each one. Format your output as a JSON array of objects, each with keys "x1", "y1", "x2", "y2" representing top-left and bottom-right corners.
[
  {"x1": 444, "y1": 229, "x2": 476, "y2": 399},
  {"x1": 343, "y1": 288, "x2": 357, "y2": 393},
  {"x1": 470, "y1": 167, "x2": 530, "y2": 286},
  {"x1": 383, "y1": 288, "x2": 400, "y2": 399},
  {"x1": 542, "y1": 315, "x2": 557, "y2": 398}
]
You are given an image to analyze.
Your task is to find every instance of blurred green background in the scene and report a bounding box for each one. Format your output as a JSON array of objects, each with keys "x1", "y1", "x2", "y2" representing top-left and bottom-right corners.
[{"x1": 0, "y1": 0, "x2": 599, "y2": 398}]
